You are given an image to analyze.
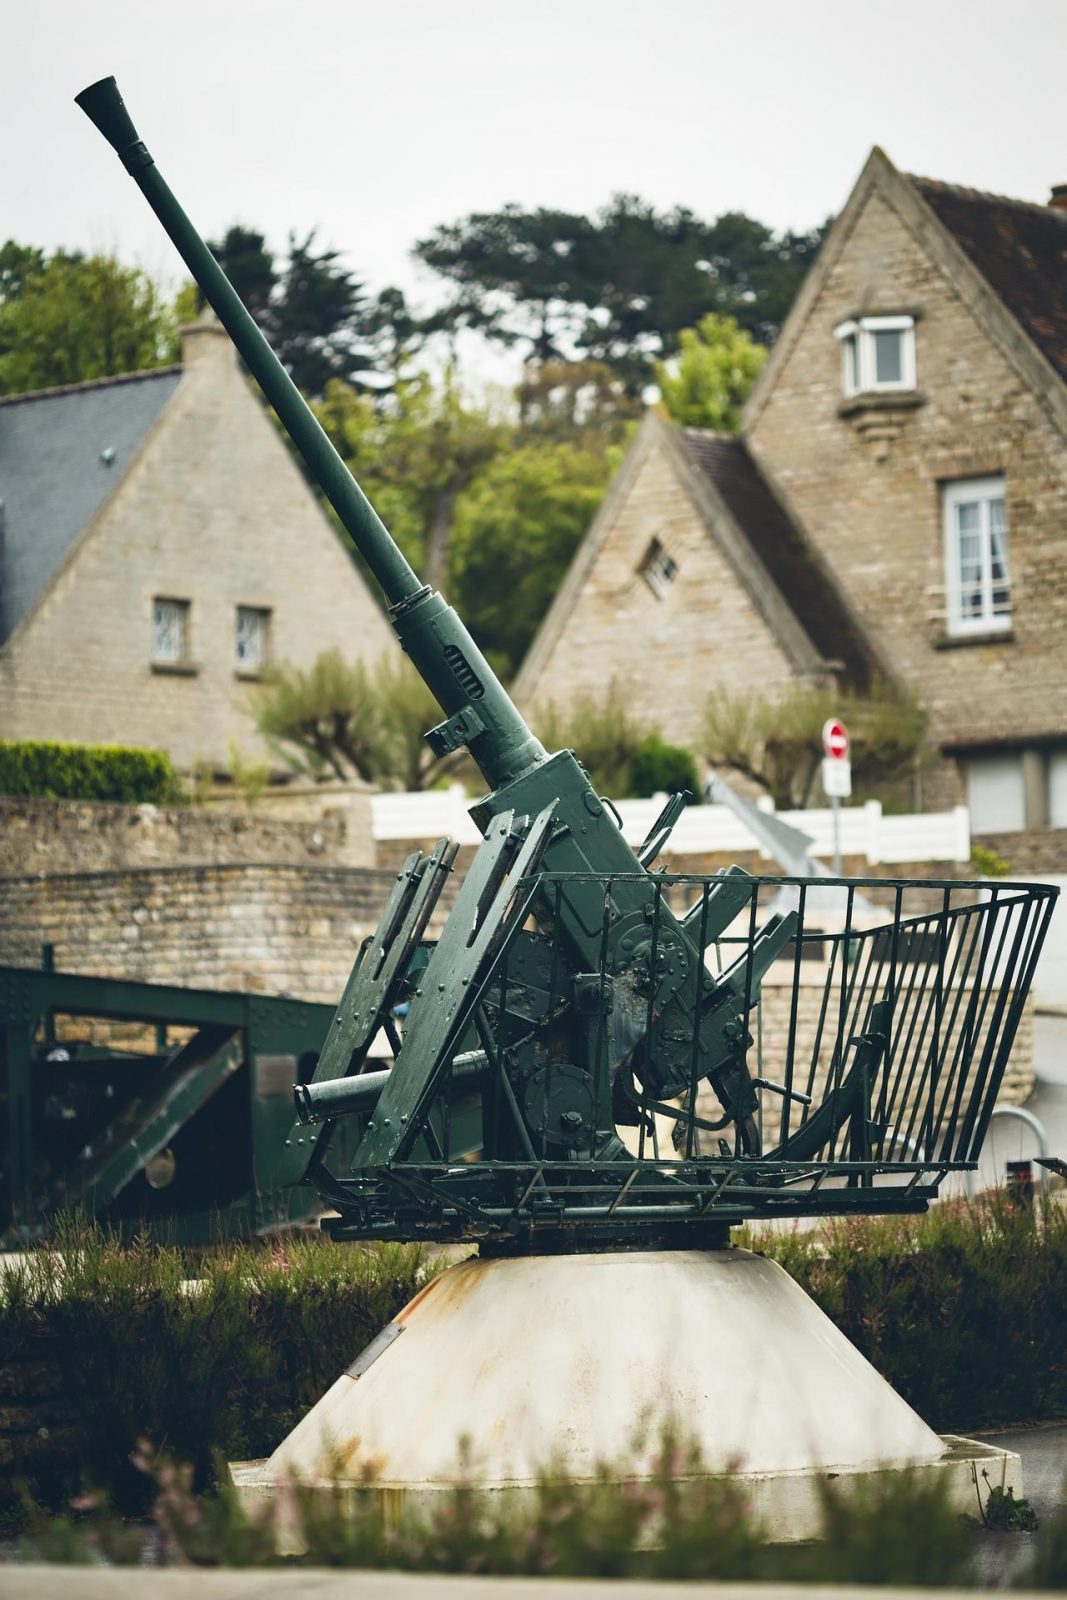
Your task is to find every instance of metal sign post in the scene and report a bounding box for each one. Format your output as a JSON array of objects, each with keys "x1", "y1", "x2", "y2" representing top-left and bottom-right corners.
[{"x1": 821, "y1": 719, "x2": 851, "y2": 875}]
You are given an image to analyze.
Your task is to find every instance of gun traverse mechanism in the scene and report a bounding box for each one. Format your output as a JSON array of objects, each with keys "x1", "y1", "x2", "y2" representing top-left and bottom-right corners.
[{"x1": 77, "y1": 78, "x2": 1057, "y2": 1247}]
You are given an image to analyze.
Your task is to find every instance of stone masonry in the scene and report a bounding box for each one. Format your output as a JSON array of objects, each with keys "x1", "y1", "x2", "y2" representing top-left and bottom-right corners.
[
  {"x1": 0, "y1": 792, "x2": 373, "y2": 878},
  {"x1": 0, "y1": 319, "x2": 393, "y2": 770},
  {"x1": 747, "y1": 183, "x2": 1067, "y2": 800},
  {"x1": 517, "y1": 423, "x2": 799, "y2": 748},
  {"x1": 0, "y1": 862, "x2": 438, "y2": 1004}
]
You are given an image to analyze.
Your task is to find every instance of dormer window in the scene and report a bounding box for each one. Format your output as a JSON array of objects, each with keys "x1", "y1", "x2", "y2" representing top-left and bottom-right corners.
[
  {"x1": 640, "y1": 537, "x2": 679, "y2": 598},
  {"x1": 834, "y1": 316, "x2": 916, "y2": 396}
]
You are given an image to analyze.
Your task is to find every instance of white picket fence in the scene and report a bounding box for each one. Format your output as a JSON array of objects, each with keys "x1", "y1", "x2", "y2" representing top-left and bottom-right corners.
[{"x1": 372, "y1": 790, "x2": 972, "y2": 866}]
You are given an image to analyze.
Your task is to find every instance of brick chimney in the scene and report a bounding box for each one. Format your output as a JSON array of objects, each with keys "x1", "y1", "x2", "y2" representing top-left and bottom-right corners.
[{"x1": 1049, "y1": 184, "x2": 1067, "y2": 212}]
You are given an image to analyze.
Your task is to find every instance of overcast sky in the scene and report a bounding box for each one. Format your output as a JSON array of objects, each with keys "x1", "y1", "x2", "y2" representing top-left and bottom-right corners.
[{"x1": 7, "y1": 0, "x2": 1066, "y2": 361}]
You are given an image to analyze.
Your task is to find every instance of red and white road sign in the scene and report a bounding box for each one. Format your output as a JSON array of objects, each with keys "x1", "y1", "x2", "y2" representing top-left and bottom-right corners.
[{"x1": 822, "y1": 718, "x2": 850, "y2": 760}]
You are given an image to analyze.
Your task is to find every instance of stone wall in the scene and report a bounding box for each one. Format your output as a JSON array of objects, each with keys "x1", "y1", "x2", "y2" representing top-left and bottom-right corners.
[
  {"x1": 0, "y1": 863, "x2": 437, "y2": 1003},
  {"x1": 972, "y1": 829, "x2": 1067, "y2": 878},
  {"x1": 0, "y1": 792, "x2": 374, "y2": 878},
  {"x1": 755, "y1": 966, "x2": 1033, "y2": 1111}
]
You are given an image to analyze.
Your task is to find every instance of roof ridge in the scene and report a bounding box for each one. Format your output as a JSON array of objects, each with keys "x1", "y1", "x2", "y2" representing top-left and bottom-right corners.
[
  {"x1": 682, "y1": 425, "x2": 734, "y2": 443},
  {"x1": 675, "y1": 424, "x2": 882, "y2": 684},
  {"x1": 907, "y1": 172, "x2": 1067, "y2": 223},
  {"x1": 0, "y1": 364, "x2": 183, "y2": 410}
]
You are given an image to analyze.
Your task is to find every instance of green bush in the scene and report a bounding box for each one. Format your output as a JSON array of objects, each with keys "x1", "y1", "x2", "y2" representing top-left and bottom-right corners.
[
  {"x1": 630, "y1": 733, "x2": 699, "y2": 797},
  {"x1": 4, "y1": 1200, "x2": 1066, "y2": 1523},
  {"x1": 0, "y1": 1224, "x2": 430, "y2": 1511},
  {"x1": 0, "y1": 740, "x2": 180, "y2": 804},
  {"x1": 536, "y1": 685, "x2": 699, "y2": 799},
  {"x1": 749, "y1": 1194, "x2": 1067, "y2": 1430}
]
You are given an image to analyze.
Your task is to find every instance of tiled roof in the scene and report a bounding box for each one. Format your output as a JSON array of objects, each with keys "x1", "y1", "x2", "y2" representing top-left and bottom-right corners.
[
  {"x1": 911, "y1": 178, "x2": 1067, "y2": 385},
  {"x1": 679, "y1": 430, "x2": 876, "y2": 684},
  {"x1": 0, "y1": 367, "x2": 182, "y2": 643}
]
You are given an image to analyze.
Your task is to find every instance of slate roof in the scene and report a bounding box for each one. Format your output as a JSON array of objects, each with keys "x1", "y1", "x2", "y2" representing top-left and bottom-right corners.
[
  {"x1": 911, "y1": 177, "x2": 1067, "y2": 385},
  {"x1": 678, "y1": 429, "x2": 877, "y2": 685},
  {"x1": 0, "y1": 367, "x2": 182, "y2": 644}
]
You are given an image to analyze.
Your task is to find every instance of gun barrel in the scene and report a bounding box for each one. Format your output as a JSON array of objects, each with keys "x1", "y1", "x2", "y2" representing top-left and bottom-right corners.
[
  {"x1": 76, "y1": 77, "x2": 546, "y2": 789},
  {"x1": 295, "y1": 1049, "x2": 488, "y2": 1125}
]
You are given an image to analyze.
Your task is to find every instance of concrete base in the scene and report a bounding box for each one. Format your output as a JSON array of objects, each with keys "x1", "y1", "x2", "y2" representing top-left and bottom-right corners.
[{"x1": 231, "y1": 1247, "x2": 1021, "y2": 1542}]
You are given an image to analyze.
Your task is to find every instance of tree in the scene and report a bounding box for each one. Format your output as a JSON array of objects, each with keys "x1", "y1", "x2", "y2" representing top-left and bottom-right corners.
[
  {"x1": 314, "y1": 373, "x2": 504, "y2": 591},
  {"x1": 207, "y1": 225, "x2": 276, "y2": 321},
  {"x1": 0, "y1": 245, "x2": 180, "y2": 395},
  {"x1": 415, "y1": 204, "x2": 594, "y2": 363},
  {"x1": 656, "y1": 314, "x2": 767, "y2": 432},
  {"x1": 516, "y1": 358, "x2": 640, "y2": 443},
  {"x1": 416, "y1": 197, "x2": 830, "y2": 391},
  {"x1": 208, "y1": 226, "x2": 415, "y2": 395},
  {"x1": 247, "y1": 649, "x2": 447, "y2": 790},
  {"x1": 700, "y1": 681, "x2": 928, "y2": 810},
  {"x1": 448, "y1": 436, "x2": 620, "y2": 677},
  {"x1": 536, "y1": 684, "x2": 650, "y2": 797}
]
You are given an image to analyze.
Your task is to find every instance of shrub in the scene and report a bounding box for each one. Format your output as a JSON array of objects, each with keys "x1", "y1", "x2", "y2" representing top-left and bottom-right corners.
[
  {"x1": 0, "y1": 740, "x2": 180, "y2": 804},
  {"x1": 630, "y1": 733, "x2": 699, "y2": 797},
  {"x1": 749, "y1": 1194, "x2": 1067, "y2": 1430},
  {"x1": 536, "y1": 685, "x2": 699, "y2": 800},
  {"x1": 700, "y1": 678, "x2": 928, "y2": 810},
  {"x1": 16, "y1": 1431, "x2": 1022, "y2": 1586},
  {"x1": 0, "y1": 1223, "x2": 430, "y2": 1512}
]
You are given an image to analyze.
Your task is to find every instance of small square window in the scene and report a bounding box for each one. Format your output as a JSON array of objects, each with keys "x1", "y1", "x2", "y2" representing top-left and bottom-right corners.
[
  {"x1": 152, "y1": 597, "x2": 190, "y2": 663},
  {"x1": 235, "y1": 606, "x2": 271, "y2": 671},
  {"x1": 640, "y1": 538, "x2": 679, "y2": 599},
  {"x1": 834, "y1": 315, "x2": 916, "y2": 396}
]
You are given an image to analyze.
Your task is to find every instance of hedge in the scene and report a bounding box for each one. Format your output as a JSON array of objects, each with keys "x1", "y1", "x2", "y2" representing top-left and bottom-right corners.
[
  {"x1": 752, "y1": 1193, "x2": 1067, "y2": 1430},
  {"x1": 0, "y1": 739, "x2": 180, "y2": 804},
  {"x1": 0, "y1": 1227, "x2": 429, "y2": 1512},
  {"x1": 1, "y1": 1198, "x2": 1064, "y2": 1515}
]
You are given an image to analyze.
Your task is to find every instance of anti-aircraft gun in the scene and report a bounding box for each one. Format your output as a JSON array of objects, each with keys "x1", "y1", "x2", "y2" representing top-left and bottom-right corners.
[{"x1": 76, "y1": 79, "x2": 1057, "y2": 1250}]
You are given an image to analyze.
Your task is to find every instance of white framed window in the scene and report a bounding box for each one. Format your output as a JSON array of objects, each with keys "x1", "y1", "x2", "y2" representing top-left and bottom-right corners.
[
  {"x1": 152, "y1": 597, "x2": 190, "y2": 664},
  {"x1": 834, "y1": 315, "x2": 916, "y2": 396},
  {"x1": 235, "y1": 605, "x2": 271, "y2": 671},
  {"x1": 943, "y1": 476, "x2": 1010, "y2": 635},
  {"x1": 640, "y1": 537, "x2": 679, "y2": 599}
]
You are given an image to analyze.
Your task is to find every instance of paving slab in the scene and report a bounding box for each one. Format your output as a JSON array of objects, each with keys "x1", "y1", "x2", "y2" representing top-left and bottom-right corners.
[{"x1": 0, "y1": 1574, "x2": 1059, "y2": 1600}]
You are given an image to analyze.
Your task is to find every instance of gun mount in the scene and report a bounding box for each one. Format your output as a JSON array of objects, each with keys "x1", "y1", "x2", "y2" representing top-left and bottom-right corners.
[{"x1": 77, "y1": 79, "x2": 1057, "y2": 1252}]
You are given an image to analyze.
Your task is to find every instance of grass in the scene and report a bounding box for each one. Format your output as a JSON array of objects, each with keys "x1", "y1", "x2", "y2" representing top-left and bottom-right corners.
[{"x1": 12, "y1": 1429, "x2": 1066, "y2": 1588}]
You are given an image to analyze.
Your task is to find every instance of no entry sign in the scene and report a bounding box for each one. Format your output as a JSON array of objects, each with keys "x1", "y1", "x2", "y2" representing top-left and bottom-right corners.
[{"x1": 822, "y1": 718, "x2": 850, "y2": 760}]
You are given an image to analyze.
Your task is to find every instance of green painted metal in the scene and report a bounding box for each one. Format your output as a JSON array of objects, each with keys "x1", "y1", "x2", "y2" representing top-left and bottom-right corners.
[
  {"x1": 76, "y1": 80, "x2": 1059, "y2": 1251},
  {"x1": 48, "y1": 1025, "x2": 244, "y2": 1218},
  {"x1": 0, "y1": 962, "x2": 342, "y2": 1245}
]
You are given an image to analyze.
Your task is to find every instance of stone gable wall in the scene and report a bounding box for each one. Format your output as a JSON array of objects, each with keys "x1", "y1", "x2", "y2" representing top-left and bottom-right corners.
[
  {"x1": 747, "y1": 186, "x2": 1067, "y2": 794},
  {"x1": 517, "y1": 430, "x2": 798, "y2": 748},
  {"x1": 0, "y1": 322, "x2": 393, "y2": 770}
]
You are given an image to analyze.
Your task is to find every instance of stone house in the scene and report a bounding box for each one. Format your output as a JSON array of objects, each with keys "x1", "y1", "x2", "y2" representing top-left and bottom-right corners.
[
  {"x1": 516, "y1": 411, "x2": 877, "y2": 749},
  {"x1": 517, "y1": 151, "x2": 1067, "y2": 864},
  {"x1": 0, "y1": 317, "x2": 392, "y2": 771}
]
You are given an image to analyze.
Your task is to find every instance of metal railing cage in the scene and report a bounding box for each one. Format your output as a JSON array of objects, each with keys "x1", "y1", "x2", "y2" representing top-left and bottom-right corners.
[{"x1": 316, "y1": 873, "x2": 1057, "y2": 1245}]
